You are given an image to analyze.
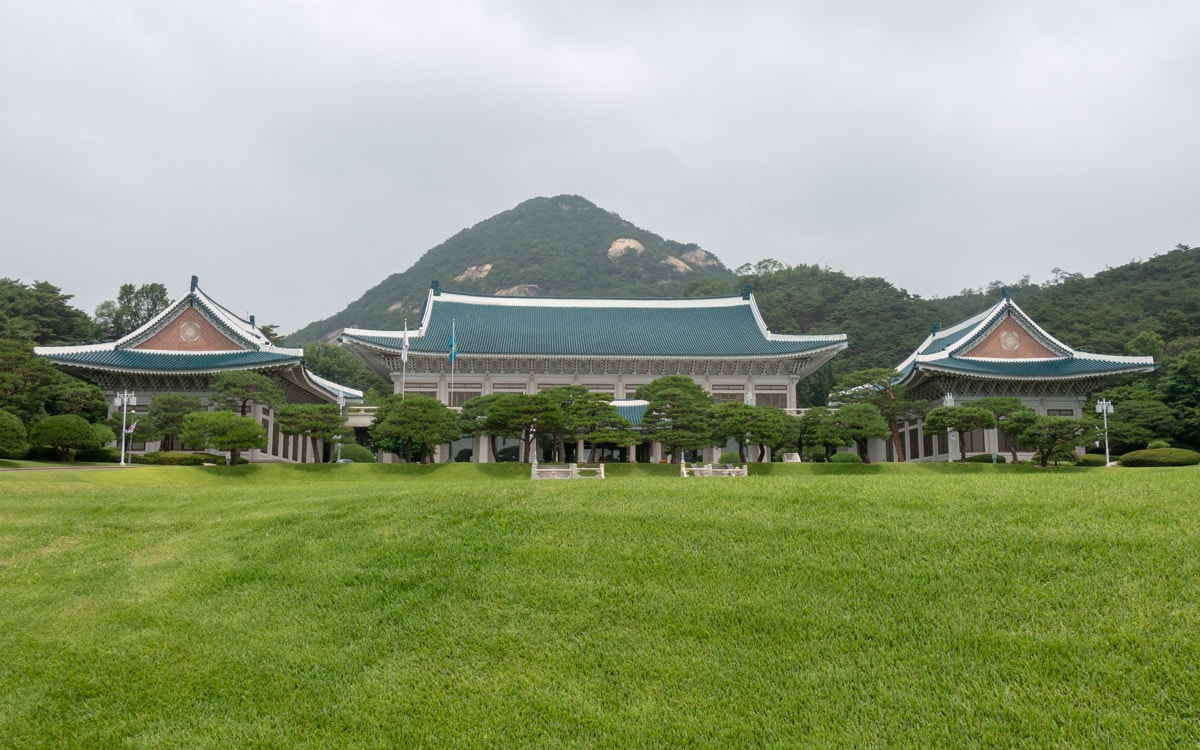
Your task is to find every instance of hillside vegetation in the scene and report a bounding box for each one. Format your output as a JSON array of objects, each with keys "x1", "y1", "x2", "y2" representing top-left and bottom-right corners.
[{"x1": 287, "y1": 195, "x2": 735, "y2": 342}]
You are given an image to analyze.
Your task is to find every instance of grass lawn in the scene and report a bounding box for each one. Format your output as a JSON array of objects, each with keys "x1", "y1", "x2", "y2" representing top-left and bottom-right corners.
[{"x1": 1, "y1": 464, "x2": 1198, "y2": 747}]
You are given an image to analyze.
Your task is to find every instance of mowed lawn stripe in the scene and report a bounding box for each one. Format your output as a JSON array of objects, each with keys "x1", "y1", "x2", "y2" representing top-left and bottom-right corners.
[{"x1": 0, "y1": 466, "x2": 1197, "y2": 747}]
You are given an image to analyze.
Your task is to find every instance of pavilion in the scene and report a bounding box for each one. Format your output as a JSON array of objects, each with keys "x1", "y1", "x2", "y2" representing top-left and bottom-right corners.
[{"x1": 35, "y1": 276, "x2": 362, "y2": 463}]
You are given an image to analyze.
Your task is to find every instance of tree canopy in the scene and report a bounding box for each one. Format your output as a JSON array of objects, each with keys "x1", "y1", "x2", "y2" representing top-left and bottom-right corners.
[
  {"x1": 369, "y1": 394, "x2": 460, "y2": 464},
  {"x1": 93, "y1": 283, "x2": 171, "y2": 340},
  {"x1": 180, "y1": 411, "x2": 267, "y2": 464}
]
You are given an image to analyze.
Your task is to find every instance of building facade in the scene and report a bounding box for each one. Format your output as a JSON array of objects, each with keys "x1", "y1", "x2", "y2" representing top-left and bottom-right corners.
[
  {"x1": 340, "y1": 283, "x2": 849, "y2": 462},
  {"x1": 35, "y1": 276, "x2": 362, "y2": 463},
  {"x1": 877, "y1": 290, "x2": 1155, "y2": 462}
]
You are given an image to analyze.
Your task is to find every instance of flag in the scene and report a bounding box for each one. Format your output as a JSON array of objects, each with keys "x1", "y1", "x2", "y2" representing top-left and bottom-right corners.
[
  {"x1": 401, "y1": 323, "x2": 409, "y2": 364},
  {"x1": 124, "y1": 420, "x2": 138, "y2": 434},
  {"x1": 447, "y1": 320, "x2": 458, "y2": 363}
]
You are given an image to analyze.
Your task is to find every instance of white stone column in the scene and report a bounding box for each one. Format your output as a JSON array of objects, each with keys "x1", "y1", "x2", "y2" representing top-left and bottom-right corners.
[
  {"x1": 474, "y1": 434, "x2": 490, "y2": 463},
  {"x1": 576, "y1": 439, "x2": 586, "y2": 463}
]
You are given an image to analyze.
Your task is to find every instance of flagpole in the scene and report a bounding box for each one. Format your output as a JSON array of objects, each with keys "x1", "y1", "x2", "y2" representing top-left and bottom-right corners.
[
  {"x1": 401, "y1": 319, "x2": 408, "y2": 400},
  {"x1": 449, "y1": 318, "x2": 456, "y2": 407}
]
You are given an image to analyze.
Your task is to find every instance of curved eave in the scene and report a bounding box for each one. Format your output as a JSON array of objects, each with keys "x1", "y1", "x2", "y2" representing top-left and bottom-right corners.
[
  {"x1": 39, "y1": 351, "x2": 303, "y2": 376},
  {"x1": 340, "y1": 333, "x2": 849, "y2": 361},
  {"x1": 909, "y1": 360, "x2": 1156, "y2": 383}
]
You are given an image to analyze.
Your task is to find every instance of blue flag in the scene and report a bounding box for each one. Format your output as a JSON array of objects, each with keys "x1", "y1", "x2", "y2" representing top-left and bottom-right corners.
[{"x1": 448, "y1": 321, "x2": 458, "y2": 363}]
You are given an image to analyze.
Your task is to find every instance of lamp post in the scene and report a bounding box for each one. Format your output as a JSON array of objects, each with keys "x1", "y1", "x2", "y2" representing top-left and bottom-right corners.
[
  {"x1": 943, "y1": 392, "x2": 955, "y2": 462},
  {"x1": 335, "y1": 393, "x2": 346, "y2": 463},
  {"x1": 1095, "y1": 398, "x2": 1113, "y2": 466},
  {"x1": 113, "y1": 390, "x2": 136, "y2": 466}
]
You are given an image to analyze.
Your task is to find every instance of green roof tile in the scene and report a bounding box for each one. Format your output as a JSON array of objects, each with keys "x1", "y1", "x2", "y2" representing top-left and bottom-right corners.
[
  {"x1": 348, "y1": 293, "x2": 845, "y2": 358},
  {"x1": 45, "y1": 349, "x2": 300, "y2": 372}
]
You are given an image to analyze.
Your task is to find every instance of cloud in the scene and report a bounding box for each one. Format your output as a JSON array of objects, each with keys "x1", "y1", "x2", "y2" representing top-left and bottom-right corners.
[{"x1": 1, "y1": 1, "x2": 1197, "y2": 331}]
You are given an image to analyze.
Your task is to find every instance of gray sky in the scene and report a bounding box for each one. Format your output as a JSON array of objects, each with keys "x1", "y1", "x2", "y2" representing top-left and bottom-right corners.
[{"x1": 3, "y1": 1, "x2": 1197, "y2": 334}]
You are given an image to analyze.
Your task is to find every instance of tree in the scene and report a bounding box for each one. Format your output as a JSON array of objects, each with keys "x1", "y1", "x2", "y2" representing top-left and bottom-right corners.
[
  {"x1": 832, "y1": 403, "x2": 890, "y2": 462},
  {"x1": 180, "y1": 411, "x2": 267, "y2": 464},
  {"x1": 797, "y1": 406, "x2": 847, "y2": 461},
  {"x1": 636, "y1": 376, "x2": 714, "y2": 463},
  {"x1": 211, "y1": 371, "x2": 285, "y2": 416},
  {"x1": 481, "y1": 393, "x2": 563, "y2": 463},
  {"x1": 1162, "y1": 350, "x2": 1200, "y2": 449},
  {"x1": 302, "y1": 343, "x2": 391, "y2": 398},
  {"x1": 148, "y1": 393, "x2": 204, "y2": 451},
  {"x1": 969, "y1": 398, "x2": 1037, "y2": 463},
  {"x1": 1104, "y1": 399, "x2": 1179, "y2": 453},
  {"x1": 923, "y1": 406, "x2": 998, "y2": 461},
  {"x1": 27, "y1": 414, "x2": 100, "y2": 461},
  {"x1": 0, "y1": 339, "x2": 75, "y2": 425},
  {"x1": 93, "y1": 283, "x2": 171, "y2": 340},
  {"x1": 542, "y1": 387, "x2": 637, "y2": 463},
  {"x1": 0, "y1": 279, "x2": 96, "y2": 345},
  {"x1": 458, "y1": 393, "x2": 508, "y2": 462},
  {"x1": 369, "y1": 394, "x2": 460, "y2": 464},
  {"x1": 833, "y1": 368, "x2": 927, "y2": 462},
  {"x1": 275, "y1": 403, "x2": 347, "y2": 461},
  {"x1": 0, "y1": 409, "x2": 27, "y2": 458},
  {"x1": 1018, "y1": 416, "x2": 1093, "y2": 467},
  {"x1": 712, "y1": 401, "x2": 758, "y2": 462}
]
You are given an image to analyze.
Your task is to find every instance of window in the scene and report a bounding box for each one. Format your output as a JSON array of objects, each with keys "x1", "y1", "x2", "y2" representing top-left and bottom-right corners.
[
  {"x1": 712, "y1": 392, "x2": 746, "y2": 404},
  {"x1": 1046, "y1": 408, "x2": 1075, "y2": 417},
  {"x1": 448, "y1": 391, "x2": 481, "y2": 408},
  {"x1": 908, "y1": 429, "x2": 920, "y2": 460},
  {"x1": 754, "y1": 392, "x2": 788, "y2": 408},
  {"x1": 923, "y1": 431, "x2": 937, "y2": 457}
]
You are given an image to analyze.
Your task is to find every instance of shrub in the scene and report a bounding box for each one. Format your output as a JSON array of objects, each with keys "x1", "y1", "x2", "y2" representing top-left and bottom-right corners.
[
  {"x1": 1146, "y1": 439, "x2": 1172, "y2": 450},
  {"x1": 142, "y1": 451, "x2": 212, "y2": 466},
  {"x1": 718, "y1": 451, "x2": 741, "y2": 465},
  {"x1": 829, "y1": 452, "x2": 864, "y2": 464},
  {"x1": 964, "y1": 453, "x2": 1007, "y2": 463},
  {"x1": 0, "y1": 409, "x2": 27, "y2": 459},
  {"x1": 1076, "y1": 453, "x2": 1109, "y2": 467},
  {"x1": 1118, "y1": 448, "x2": 1200, "y2": 467},
  {"x1": 337, "y1": 443, "x2": 376, "y2": 463},
  {"x1": 74, "y1": 448, "x2": 120, "y2": 463},
  {"x1": 28, "y1": 414, "x2": 100, "y2": 461}
]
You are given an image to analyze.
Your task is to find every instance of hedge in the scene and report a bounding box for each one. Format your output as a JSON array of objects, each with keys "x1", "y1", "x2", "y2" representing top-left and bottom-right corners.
[
  {"x1": 829, "y1": 452, "x2": 864, "y2": 464},
  {"x1": 1118, "y1": 448, "x2": 1200, "y2": 467},
  {"x1": 964, "y1": 453, "x2": 1007, "y2": 464}
]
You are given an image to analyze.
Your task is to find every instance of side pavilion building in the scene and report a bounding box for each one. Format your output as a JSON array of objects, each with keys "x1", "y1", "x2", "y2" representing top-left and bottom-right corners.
[
  {"x1": 35, "y1": 276, "x2": 362, "y2": 463},
  {"x1": 884, "y1": 290, "x2": 1155, "y2": 462},
  {"x1": 340, "y1": 283, "x2": 849, "y2": 462}
]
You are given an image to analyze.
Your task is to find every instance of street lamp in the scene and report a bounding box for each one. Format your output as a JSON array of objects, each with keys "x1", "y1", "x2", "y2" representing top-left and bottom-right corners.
[
  {"x1": 1095, "y1": 398, "x2": 1114, "y2": 466},
  {"x1": 943, "y1": 392, "x2": 955, "y2": 462},
  {"x1": 335, "y1": 393, "x2": 346, "y2": 463},
  {"x1": 113, "y1": 390, "x2": 136, "y2": 466}
]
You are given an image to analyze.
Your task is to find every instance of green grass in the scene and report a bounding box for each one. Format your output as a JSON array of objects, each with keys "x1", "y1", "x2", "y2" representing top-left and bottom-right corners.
[{"x1": 1, "y1": 465, "x2": 1198, "y2": 747}]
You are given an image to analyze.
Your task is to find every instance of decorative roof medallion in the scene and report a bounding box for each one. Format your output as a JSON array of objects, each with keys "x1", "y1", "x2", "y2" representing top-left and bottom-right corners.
[
  {"x1": 1000, "y1": 331, "x2": 1020, "y2": 351},
  {"x1": 180, "y1": 321, "x2": 202, "y2": 342}
]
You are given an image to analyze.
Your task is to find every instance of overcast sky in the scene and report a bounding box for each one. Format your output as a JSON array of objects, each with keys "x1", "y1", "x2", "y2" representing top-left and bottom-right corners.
[{"x1": 3, "y1": 1, "x2": 1197, "y2": 333}]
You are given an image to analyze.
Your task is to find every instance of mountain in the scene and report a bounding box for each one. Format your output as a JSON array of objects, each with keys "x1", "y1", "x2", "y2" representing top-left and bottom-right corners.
[{"x1": 287, "y1": 195, "x2": 736, "y2": 343}]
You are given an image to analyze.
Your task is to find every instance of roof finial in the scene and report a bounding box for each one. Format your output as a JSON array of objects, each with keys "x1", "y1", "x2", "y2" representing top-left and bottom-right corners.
[
  {"x1": 1002, "y1": 286, "x2": 1010, "y2": 300},
  {"x1": 190, "y1": 275, "x2": 198, "y2": 293},
  {"x1": 742, "y1": 284, "x2": 752, "y2": 300},
  {"x1": 249, "y1": 314, "x2": 256, "y2": 327},
  {"x1": 931, "y1": 323, "x2": 938, "y2": 334},
  {"x1": 431, "y1": 280, "x2": 441, "y2": 296}
]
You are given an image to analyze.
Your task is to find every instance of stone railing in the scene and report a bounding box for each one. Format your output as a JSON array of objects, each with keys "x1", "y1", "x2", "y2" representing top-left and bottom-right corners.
[
  {"x1": 680, "y1": 462, "x2": 748, "y2": 477},
  {"x1": 531, "y1": 462, "x2": 606, "y2": 480}
]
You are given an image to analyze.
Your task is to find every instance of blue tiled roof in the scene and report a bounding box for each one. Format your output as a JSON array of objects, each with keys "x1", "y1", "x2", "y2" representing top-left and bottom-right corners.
[
  {"x1": 347, "y1": 293, "x2": 845, "y2": 358},
  {"x1": 43, "y1": 349, "x2": 300, "y2": 373},
  {"x1": 614, "y1": 402, "x2": 648, "y2": 426},
  {"x1": 918, "y1": 357, "x2": 1153, "y2": 379}
]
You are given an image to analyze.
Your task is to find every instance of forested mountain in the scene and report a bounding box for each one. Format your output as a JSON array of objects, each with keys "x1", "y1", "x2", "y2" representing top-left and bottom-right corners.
[{"x1": 287, "y1": 195, "x2": 735, "y2": 343}]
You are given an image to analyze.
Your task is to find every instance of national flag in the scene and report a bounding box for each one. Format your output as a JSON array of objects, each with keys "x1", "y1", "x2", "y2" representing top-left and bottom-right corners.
[
  {"x1": 401, "y1": 323, "x2": 409, "y2": 364},
  {"x1": 447, "y1": 320, "x2": 458, "y2": 363},
  {"x1": 124, "y1": 420, "x2": 138, "y2": 434}
]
